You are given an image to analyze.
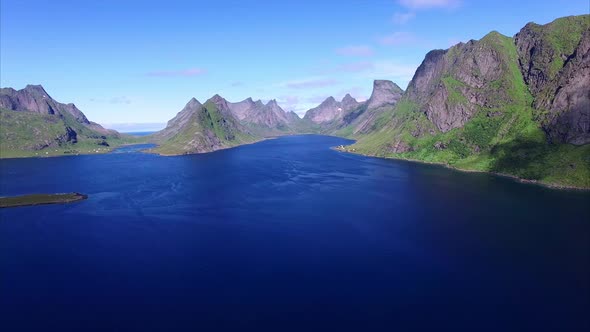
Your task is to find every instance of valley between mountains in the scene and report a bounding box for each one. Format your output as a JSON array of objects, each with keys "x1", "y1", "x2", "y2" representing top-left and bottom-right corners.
[{"x1": 1, "y1": 15, "x2": 588, "y2": 189}]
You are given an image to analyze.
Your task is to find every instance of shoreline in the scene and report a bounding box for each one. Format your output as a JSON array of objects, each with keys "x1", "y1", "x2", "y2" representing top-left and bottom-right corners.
[
  {"x1": 2, "y1": 134, "x2": 587, "y2": 191},
  {"x1": 0, "y1": 141, "x2": 155, "y2": 160},
  {"x1": 147, "y1": 135, "x2": 285, "y2": 157},
  {"x1": 333, "y1": 146, "x2": 590, "y2": 191}
]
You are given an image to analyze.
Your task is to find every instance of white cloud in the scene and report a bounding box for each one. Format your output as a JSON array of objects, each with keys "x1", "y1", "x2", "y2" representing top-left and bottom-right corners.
[
  {"x1": 336, "y1": 45, "x2": 375, "y2": 57},
  {"x1": 378, "y1": 32, "x2": 417, "y2": 46},
  {"x1": 398, "y1": 0, "x2": 461, "y2": 9},
  {"x1": 337, "y1": 61, "x2": 375, "y2": 73},
  {"x1": 282, "y1": 78, "x2": 339, "y2": 89},
  {"x1": 392, "y1": 12, "x2": 416, "y2": 24}
]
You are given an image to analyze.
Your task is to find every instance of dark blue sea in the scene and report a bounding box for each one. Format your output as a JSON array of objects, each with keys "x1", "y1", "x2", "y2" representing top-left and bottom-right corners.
[{"x1": 1, "y1": 135, "x2": 589, "y2": 331}]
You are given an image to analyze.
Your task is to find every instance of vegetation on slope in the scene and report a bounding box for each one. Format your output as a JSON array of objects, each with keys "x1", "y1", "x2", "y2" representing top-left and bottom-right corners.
[
  {"x1": 0, "y1": 109, "x2": 142, "y2": 158},
  {"x1": 150, "y1": 100, "x2": 258, "y2": 155},
  {"x1": 349, "y1": 28, "x2": 590, "y2": 189}
]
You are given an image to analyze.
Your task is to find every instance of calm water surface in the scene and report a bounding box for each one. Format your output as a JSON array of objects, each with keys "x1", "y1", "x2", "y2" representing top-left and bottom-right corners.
[{"x1": 1, "y1": 135, "x2": 589, "y2": 331}]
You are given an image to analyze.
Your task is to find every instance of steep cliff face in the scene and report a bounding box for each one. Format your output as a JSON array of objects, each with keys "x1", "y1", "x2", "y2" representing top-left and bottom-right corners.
[
  {"x1": 515, "y1": 15, "x2": 590, "y2": 144},
  {"x1": 350, "y1": 15, "x2": 590, "y2": 188},
  {"x1": 249, "y1": 99, "x2": 291, "y2": 129},
  {"x1": 0, "y1": 85, "x2": 91, "y2": 124},
  {"x1": 152, "y1": 95, "x2": 257, "y2": 155},
  {"x1": 347, "y1": 80, "x2": 403, "y2": 135},
  {"x1": 229, "y1": 97, "x2": 259, "y2": 120},
  {"x1": 303, "y1": 94, "x2": 362, "y2": 126},
  {"x1": 406, "y1": 31, "x2": 524, "y2": 132},
  {"x1": 0, "y1": 85, "x2": 124, "y2": 157},
  {"x1": 303, "y1": 97, "x2": 342, "y2": 124},
  {"x1": 228, "y1": 98, "x2": 299, "y2": 134},
  {"x1": 341, "y1": 93, "x2": 360, "y2": 111},
  {"x1": 153, "y1": 98, "x2": 203, "y2": 141},
  {"x1": 307, "y1": 80, "x2": 403, "y2": 137},
  {"x1": 366, "y1": 80, "x2": 403, "y2": 110}
]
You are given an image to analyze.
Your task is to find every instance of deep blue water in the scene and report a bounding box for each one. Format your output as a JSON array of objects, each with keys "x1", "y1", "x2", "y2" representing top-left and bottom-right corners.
[{"x1": 1, "y1": 135, "x2": 589, "y2": 331}]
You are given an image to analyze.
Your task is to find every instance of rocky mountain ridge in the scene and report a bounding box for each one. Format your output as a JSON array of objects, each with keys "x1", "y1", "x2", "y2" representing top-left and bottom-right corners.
[
  {"x1": 0, "y1": 85, "x2": 129, "y2": 157},
  {"x1": 349, "y1": 14, "x2": 590, "y2": 188}
]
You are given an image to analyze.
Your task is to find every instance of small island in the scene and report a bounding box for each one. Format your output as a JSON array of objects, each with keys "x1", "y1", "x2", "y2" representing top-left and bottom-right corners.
[{"x1": 0, "y1": 193, "x2": 88, "y2": 208}]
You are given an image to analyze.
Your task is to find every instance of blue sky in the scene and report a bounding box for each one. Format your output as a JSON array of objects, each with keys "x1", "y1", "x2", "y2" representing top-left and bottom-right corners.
[{"x1": 1, "y1": 0, "x2": 588, "y2": 131}]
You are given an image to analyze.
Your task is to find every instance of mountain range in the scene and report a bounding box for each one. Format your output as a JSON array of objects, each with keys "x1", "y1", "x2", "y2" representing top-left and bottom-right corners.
[
  {"x1": 0, "y1": 85, "x2": 135, "y2": 157},
  {"x1": 1, "y1": 15, "x2": 588, "y2": 188}
]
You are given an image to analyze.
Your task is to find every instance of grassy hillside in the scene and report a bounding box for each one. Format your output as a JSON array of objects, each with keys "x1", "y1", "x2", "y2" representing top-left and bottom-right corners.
[
  {"x1": 349, "y1": 31, "x2": 590, "y2": 189},
  {"x1": 0, "y1": 109, "x2": 141, "y2": 158},
  {"x1": 150, "y1": 100, "x2": 258, "y2": 155}
]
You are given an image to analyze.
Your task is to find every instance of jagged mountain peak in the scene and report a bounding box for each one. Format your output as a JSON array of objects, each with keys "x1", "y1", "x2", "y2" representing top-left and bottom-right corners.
[
  {"x1": 320, "y1": 96, "x2": 337, "y2": 106},
  {"x1": 209, "y1": 94, "x2": 226, "y2": 102},
  {"x1": 342, "y1": 93, "x2": 356, "y2": 103},
  {"x1": 0, "y1": 85, "x2": 118, "y2": 156},
  {"x1": 373, "y1": 80, "x2": 403, "y2": 93},
  {"x1": 366, "y1": 80, "x2": 403, "y2": 110},
  {"x1": 186, "y1": 97, "x2": 202, "y2": 108},
  {"x1": 23, "y1": 84, "x2": 49, "y2": 96}
]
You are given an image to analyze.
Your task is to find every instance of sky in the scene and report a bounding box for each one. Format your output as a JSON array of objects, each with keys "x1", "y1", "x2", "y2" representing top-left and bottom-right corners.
[{"x1": 1, "y1": 0, "x2": 588, "y2": 131}]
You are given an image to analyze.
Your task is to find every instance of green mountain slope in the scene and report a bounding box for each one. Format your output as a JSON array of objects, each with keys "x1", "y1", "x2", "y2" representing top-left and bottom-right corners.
[
  {"x1": 348, "y1": 15, "x2": 590, "y2": 188},
  {"x1": 150, "y1": 95, "x2": 258, "y2": 155},
  {"x1": 0, "y1": 85, "x2": 137, "y2": 158}
]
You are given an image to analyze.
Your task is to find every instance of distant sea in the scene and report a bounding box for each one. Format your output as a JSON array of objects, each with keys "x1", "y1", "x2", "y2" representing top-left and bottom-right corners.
[{"x1": 123, "y1": 131, "x2": 156, "y2": 136}]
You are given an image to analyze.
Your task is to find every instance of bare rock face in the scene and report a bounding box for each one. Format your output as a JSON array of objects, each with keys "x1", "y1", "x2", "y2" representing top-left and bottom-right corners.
[
  {"x1": 0, "y1": 84, "x2": 120, "y2": 152},
  {"x1": 286, "y1": 111, "x2": 300, "y2": 123},
  {"x1": 153, "y1": 94, "x2": 259, "y2": 154},
  {"x1": 304, "y1": 96, "x2": 340, "y2": 123},
  {"x1": 304, "y1": 95, "x2": 360, "y2": 124},
  {"x1": 405, "y1": 32, "x2": 517, "y2": 132},
  {"x1": 228, "y1": 97, "x2": 257, "y2": 120},
  {"x1": 0, "y1": 85, "x2": 91, "y2": 124},
  {"x1": 515, "y1": 15, "x2": 590, "y2": 144},
  {"x1": 0, "y1": 85, "x2": 57, "y2": 114},
  {"x1": 228, "y1": 98, "x2": 297, "y2": 131},
  {"x1": 154, "y1": 98, "x2": 202, "y2": 141},
  {"x1": 365, "y1": 80, "x2": 403, "y2": 110},
  {"x1": 341, "y1": 93, "x2": 360, "y2": 111}
]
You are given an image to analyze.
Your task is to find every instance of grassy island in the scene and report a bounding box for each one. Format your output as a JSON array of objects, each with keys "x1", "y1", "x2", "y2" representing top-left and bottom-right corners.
[{"x1": 0, "y1": 193, "x2": 88, "y2": 208}]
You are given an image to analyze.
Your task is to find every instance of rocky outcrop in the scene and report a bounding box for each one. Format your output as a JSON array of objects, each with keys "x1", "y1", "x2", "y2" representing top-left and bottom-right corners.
[
  {"x1": 152, "y1": 94, "x2": 257, "y2": 154},
  {"x1": 228, "y1": 97, "x2": 298, "y2": 133},
  {"x1": 303, "y1": 94, "x2": 361, "y2": 124},
  {"x1": 405, "y1": 31, "x2": 519, "y2": 132},
  {"x1": 365, "y1": 80, "x2": 403, "y2": 110},
  {"x1": 341, "y1": 93, "x2": 360, "y2": 111},
  {"x1": 154, "y1": 98, "x2": 203, "y2": 141},
  {"x1": 229, "y1": 97, "x2": 258, "y2": 120},
  {"x1": 0, "y1": 85, "x2": 58, "y2": 115},
  {"x1": 0, "y1": 85, "x2": 91, "y2": 124},
  {"x1": 286, "y1": 111, "x2": 300, "y2": 122},
  {"x1": 350, "y1": 14, "x2": 590, "y2": 188},
  {"x1": 304, "y1": 97, "x2": 340, "y2": 123},
  {"x1": 515, "y1": 15, "x2": 590, "y2": 144},
  {"x1": 0, "y1": 84, "x2": 120, "y2": 155},
  {"x1": 303, "y1": 80, "x2": 403, "y2": 136}
]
